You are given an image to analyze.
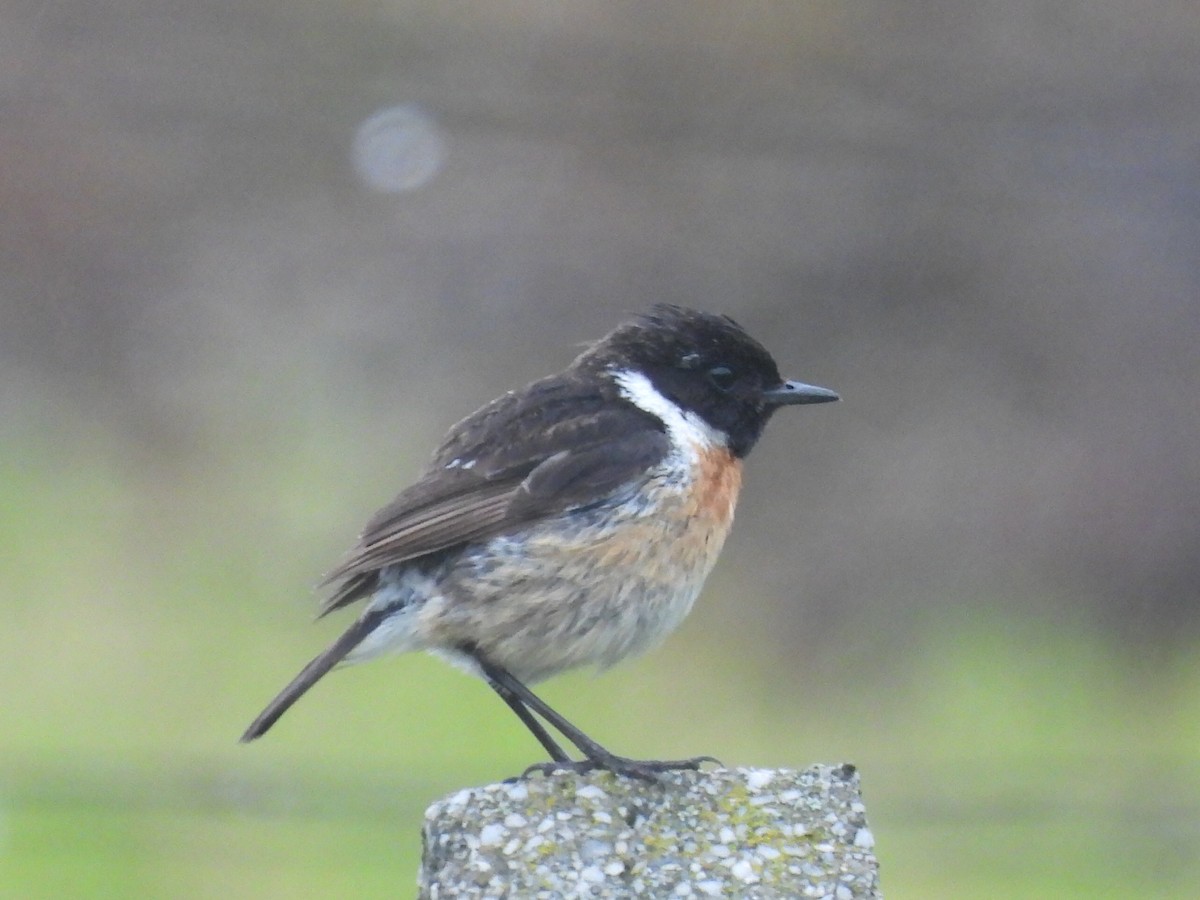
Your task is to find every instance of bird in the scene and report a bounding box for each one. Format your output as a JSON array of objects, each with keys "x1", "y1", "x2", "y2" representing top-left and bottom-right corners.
[{"x1": 240, "y1": 304, "x2": 838, "y2": 778}]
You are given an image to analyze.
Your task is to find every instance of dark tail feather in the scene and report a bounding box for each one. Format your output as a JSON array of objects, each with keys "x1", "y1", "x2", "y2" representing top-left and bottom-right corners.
[{"x1": 240, "y1": 611, "x2": 383, "y2": 742}]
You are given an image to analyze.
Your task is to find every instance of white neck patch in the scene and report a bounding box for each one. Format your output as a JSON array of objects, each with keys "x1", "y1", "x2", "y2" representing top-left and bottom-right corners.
[{"x1": 611, "y1": 368, "x2": 727, "y2": 456}]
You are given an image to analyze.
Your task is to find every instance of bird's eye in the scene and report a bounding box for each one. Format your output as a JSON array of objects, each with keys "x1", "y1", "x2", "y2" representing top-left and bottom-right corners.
[{"x1": 707, "y1": 365, "x2": 736, "y2": 390}]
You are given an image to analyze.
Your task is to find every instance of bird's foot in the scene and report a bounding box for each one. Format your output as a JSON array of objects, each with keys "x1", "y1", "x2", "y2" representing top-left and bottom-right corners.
[{"x1": 521, "y1": 753, "x2": 721, "y2": 782}]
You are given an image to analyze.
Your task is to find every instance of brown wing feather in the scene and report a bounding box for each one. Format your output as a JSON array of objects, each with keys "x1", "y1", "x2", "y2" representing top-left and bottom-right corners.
[
  {"x1": 322, "y1": 478, "x2": 518, "y2": 583},
  {"x1": 317, "y1": 376, "x2": 668, "y2": 617}
]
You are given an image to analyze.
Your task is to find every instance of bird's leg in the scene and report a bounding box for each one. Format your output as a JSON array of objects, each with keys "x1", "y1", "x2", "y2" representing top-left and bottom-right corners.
[
  {"x1": 472, "y1": 653, "x2": 719, "y2": 781},
  {"x1": 487, "y1": 675, "x2": 572, "y2": 763}
]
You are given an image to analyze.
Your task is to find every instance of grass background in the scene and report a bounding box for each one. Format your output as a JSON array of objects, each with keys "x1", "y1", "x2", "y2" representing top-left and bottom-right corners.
[{"x1": 3, "y1": 422, "x2": 1197, "y2": 898}]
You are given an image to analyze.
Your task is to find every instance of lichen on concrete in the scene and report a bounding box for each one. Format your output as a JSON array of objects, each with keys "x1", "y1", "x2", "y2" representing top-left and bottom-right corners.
[{"x1": 420, "y1": 763, "x2": 880, "y2": 898}]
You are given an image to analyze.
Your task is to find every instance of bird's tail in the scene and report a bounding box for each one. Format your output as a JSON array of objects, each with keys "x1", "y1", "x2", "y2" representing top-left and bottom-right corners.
[{"x1": 240, "y1": 610, "x2": 384, "y2": 742}]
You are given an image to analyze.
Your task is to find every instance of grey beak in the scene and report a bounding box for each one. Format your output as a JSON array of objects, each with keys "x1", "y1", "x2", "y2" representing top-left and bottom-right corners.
[{"x1": 762, "y1": 379, "x2": 840, "y2": 407}]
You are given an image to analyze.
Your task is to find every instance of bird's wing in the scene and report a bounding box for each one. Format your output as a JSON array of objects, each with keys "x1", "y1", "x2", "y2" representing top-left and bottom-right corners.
[{"x1": 318, "y1": 379, "x2": 668, "y2": 614}]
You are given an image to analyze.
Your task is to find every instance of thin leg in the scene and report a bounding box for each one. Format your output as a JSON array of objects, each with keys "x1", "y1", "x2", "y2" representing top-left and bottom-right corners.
[
  {"x1": 458, "y1": 642, "x2": 570, "y2": 762},
  {"x1": 487, "y1": 678, "x2": 572, "y2": 763},
  {"x1": 473, "y1": 655, "x2": 719, "y2": 781},
  {"x1": 479, "y1": 660, "x2": 615, "y2": 761}
]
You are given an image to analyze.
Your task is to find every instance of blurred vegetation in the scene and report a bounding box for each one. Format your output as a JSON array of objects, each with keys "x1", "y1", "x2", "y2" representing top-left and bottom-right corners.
[
  {"x1": 3, "y1": 0, "x2": 1199, "y2": 897},
  {"x1": 3, "y1": 418, "x2": 1197, "y2": 898}
]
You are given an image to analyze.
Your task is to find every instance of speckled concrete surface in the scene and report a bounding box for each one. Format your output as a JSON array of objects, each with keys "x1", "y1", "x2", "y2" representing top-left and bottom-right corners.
[{"x1": 420, "y1": 764, "x2": 880, "y2": 898}]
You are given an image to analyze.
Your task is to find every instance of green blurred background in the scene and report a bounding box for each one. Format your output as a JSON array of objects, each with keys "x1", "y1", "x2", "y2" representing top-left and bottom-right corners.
[{"x1": 3, "y1": 1, "x2": 1198, "y2": 897}]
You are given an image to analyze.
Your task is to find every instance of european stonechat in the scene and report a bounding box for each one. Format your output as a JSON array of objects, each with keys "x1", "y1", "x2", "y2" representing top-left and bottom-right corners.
[{"x1": 242, "y1": 305, "x2": 837, "y2": 778}]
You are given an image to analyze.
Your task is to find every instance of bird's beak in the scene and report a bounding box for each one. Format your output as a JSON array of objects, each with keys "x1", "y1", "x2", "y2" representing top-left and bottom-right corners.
[{"x1": 762, "y1": 380, "x2": 840, "y2": 407}]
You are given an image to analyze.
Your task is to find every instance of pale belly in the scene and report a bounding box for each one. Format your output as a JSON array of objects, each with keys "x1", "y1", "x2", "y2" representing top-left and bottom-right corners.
[{"x1": 416, "y1": 453, "x2": 744, "y2": 682}]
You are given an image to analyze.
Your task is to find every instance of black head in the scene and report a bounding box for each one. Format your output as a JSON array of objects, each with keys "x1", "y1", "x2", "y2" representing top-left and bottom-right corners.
[{"x1": 577, "y1": 304, "x2": 838, "y2": 457}]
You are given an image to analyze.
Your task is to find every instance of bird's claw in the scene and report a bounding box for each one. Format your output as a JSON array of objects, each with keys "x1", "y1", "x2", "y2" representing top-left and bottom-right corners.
[{"x1": 519, "y1": 754, "x2": 721, "y2": 782}]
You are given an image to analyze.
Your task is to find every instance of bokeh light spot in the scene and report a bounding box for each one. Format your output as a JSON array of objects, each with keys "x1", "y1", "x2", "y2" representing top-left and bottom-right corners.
[{"x1": 351, "y1": 104, "x2": 444, "y2": 193}]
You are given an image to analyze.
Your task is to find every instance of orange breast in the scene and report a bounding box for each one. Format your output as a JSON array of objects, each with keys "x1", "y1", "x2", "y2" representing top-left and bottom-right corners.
[
  {"x1": 691, "y1": 444, "x2": 743, "y2": 527},
  {"x1": 565, "y1": 445, "x2": 742, "y2": 580},
  {"x1": 663, "y1": 444, "x2": 742, "y2": 581}
]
